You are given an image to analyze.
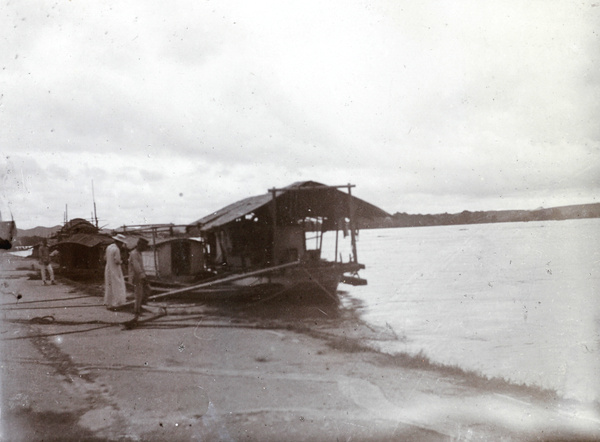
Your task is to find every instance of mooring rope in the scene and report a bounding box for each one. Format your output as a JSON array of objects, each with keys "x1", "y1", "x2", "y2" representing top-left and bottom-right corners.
[
  {"x1": 300, "y1": 268, "x2": 339, "y2": 302},
  {"x1": 1, "y1": 303, "x2": 105, "y2": 311},
  {"x1": 0, "y1": 293, "x2": 97, "y2": 306},
  {"x1": 2, "y1": 324, "x2": 114, "y2": 341}
]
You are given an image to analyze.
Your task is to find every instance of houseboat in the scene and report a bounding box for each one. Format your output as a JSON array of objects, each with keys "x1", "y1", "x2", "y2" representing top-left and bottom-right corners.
[{"x1": 168, "y1": 180, "x2": 390, "y2": 303}]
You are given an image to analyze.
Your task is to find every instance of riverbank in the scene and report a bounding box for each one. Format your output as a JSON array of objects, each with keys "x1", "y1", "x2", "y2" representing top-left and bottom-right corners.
[{"x1": 1, "y1": 254, "x2": 598, "y2": 441}]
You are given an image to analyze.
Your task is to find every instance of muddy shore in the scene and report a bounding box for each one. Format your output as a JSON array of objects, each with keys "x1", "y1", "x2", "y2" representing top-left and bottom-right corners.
[{"x1": 1, "y1": 255, "x2": 598, "y2": 441}]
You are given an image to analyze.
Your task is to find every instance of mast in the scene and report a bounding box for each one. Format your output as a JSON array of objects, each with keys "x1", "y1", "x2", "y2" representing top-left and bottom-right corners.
[{"x1": 92, "y1": 180, "x2": 98, "y2": 228}]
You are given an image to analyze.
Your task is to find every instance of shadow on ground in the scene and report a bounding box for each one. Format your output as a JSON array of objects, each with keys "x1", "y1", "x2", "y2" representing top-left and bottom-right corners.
[{"x1": 2, "y1": 408, "x2": 104, "y2": 442}]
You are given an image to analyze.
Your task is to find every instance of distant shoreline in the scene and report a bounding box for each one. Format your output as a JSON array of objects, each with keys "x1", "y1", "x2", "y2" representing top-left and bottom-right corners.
[
  {"x1": 361, "y1": 202, "x2": 600, "y2": 229},
  {"x1": 13, "y1": 202, "x2": 600, "y2": 242}
]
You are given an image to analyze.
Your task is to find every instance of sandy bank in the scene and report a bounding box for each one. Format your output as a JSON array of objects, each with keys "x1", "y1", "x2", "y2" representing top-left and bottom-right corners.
[{"x1": 1, "y1": 255, "x2": 598, "y2": 441}]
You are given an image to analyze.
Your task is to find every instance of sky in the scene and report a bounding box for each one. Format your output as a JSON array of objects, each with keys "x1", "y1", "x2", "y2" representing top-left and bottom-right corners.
[{"x1": 1, "y1": 0, "x2": 599, "y2": 230}]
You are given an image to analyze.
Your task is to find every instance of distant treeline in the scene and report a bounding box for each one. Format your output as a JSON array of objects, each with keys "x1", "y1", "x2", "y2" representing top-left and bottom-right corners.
[
  {"x1": 360, "y1": 202, "x2": 600, "y2": 229},
  {"x1": 14, "y1": 203, "x2": 600, "y2": 243}
]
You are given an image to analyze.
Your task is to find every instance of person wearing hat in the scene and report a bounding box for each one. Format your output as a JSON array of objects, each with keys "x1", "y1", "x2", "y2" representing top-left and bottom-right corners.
[
  {"x1": 104, "y1": 234, "x2": 128, "y2": 309},
  {"x1": 128, "y1": 237, "x2": 149, "y2": 319}
]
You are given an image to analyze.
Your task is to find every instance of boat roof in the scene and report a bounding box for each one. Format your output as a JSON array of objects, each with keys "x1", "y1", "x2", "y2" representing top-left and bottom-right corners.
[
  {"x1": 152, "y1": 236, "x2": 204, "y2": 246},
  {"x1": 56, "y1": 233, "x2": 113, "y2": 248},
  {"x1": 101, "y1": 234, "x2": 203, "y2": 249},
  {"x1": 189, "y1": 181, "x2": 390, "y2": 231}
]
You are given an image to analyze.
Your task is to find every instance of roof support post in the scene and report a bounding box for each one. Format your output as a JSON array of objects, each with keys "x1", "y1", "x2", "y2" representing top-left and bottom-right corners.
[
  {"x1": 152, "y1": 227, "x2": 159, "y2": 278},
  {"x1": 334, "y1": 223, "x2": 339, "y2": 263},
  {"x1": 347, "y1": 184, "x2": 358, "y2": 263},
  {"x1": 270, "y1": 188, "x2": 278, "y2": 265}
]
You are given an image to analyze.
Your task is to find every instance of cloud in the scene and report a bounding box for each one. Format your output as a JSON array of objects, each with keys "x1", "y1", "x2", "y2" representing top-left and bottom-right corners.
[{"x1": 1, "y1": 0, "x2": 599, "y2": 228}]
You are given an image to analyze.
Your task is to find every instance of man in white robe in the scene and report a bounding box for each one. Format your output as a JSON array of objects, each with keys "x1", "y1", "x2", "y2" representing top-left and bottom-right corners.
[{"x1": 104, "y1": 234, "x2": 128, "y2": 309}]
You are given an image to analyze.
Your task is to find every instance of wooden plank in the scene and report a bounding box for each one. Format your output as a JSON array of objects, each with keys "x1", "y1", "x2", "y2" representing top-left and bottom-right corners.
[
  {"x1": 340, "y1": 275, "x2": 368, "y2": 286},
  {"x1": 121, "y1": 260, "x2": 301, "y2": 306}
]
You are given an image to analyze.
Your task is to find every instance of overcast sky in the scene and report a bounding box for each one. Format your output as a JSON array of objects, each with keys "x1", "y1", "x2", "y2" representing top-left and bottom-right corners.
[{"x1": 1, "y1": 1, "x2": 598, "y2": 230}]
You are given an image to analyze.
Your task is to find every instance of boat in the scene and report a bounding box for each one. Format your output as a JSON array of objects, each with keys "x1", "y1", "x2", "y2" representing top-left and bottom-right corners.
[
  {"x1": 139, "y1": 181, "x2": 389, "y2": 304},
  {"x1": 54, "y1": 218, "x2": 114, "y2": 279}
]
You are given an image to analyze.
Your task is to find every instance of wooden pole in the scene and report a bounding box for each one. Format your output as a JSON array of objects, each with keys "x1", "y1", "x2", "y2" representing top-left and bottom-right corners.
[
  {"x1": 334, "y1": 224, "x2": 339, "y2": 263},
  {"x1": 347, "y1": 184, "x2": 358, "y2": 263},
  {"x1": 318, "y1": 217, "x2": 323, "y2": 253},
  {"x1": 92, "y1": 180, "x2": 98, "y2": 228},
  {"x1": 121, "y1": 260, "x2": 301, "y2": 306},
  {"x1": 270, "y1": 188, "x2": 278, "y2": 265},
  {"x1": 152, "y1": 227, "x2": 159, "y2": 278}
]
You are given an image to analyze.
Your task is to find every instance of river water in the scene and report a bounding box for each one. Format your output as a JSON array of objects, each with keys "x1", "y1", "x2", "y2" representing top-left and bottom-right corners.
[{"x1": 324, "y1": 219, "x2": 600, "y2": 404}]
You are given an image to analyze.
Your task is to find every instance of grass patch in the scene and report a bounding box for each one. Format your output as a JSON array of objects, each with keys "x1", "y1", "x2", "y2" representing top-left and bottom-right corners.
[
  {"x1": 325, "y1": 336, "x2": 374, "y2": 353},
  {"x1": 378, "y1": 350, "x2": 560, "y2": 401},
  {"x1": 294, "y1": 311, "x2": 562, "y2": 402}
]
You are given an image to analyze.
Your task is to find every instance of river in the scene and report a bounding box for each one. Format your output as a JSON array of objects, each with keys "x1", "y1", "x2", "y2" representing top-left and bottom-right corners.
[{"x1": 324, "y1": 218, "x2": 600, "y2": 404}]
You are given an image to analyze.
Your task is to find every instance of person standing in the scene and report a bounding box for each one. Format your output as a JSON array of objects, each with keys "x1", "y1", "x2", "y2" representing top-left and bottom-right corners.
[
  {"x1": 128, "y1": 237, "x2": 149, "y2": 319},
  {"x1": 38, "y1": 238, "x2": 55, "y2": 285},
  {"x1": 104, "y1": 234, "x2": 128, "y2": 309}
]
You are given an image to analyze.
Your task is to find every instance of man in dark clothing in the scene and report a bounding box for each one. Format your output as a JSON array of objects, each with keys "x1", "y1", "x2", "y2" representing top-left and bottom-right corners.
[{"x1": 128, "y1": 237, "x2": 149, "y2": 319}]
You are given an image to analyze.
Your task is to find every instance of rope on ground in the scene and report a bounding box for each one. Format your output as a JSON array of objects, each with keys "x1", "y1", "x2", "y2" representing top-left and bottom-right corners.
[
  {"x1": 30, "y1": 315, "x2": 56, "y2": 324},
  {"x1": 4, "y1": 317, "x2": 117, "y2": 326},
  {"x1": 1, "y1": 315, "x2": 135, "y2": 341},
  {"x1": 1, "y1": 303, "x2": 105, "y2": 311},
  {"x1": 0, "y1": 293, "x2": 97, "y2": 306},
  {"x1": 1, "y1": 324, "x2": 115, "y2": 341}
]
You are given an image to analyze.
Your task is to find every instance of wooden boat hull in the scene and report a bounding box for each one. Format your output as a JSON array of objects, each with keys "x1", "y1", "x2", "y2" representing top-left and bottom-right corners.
[{"x1": 147, "y1": 261, "x2": 364, "y2": 304}]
